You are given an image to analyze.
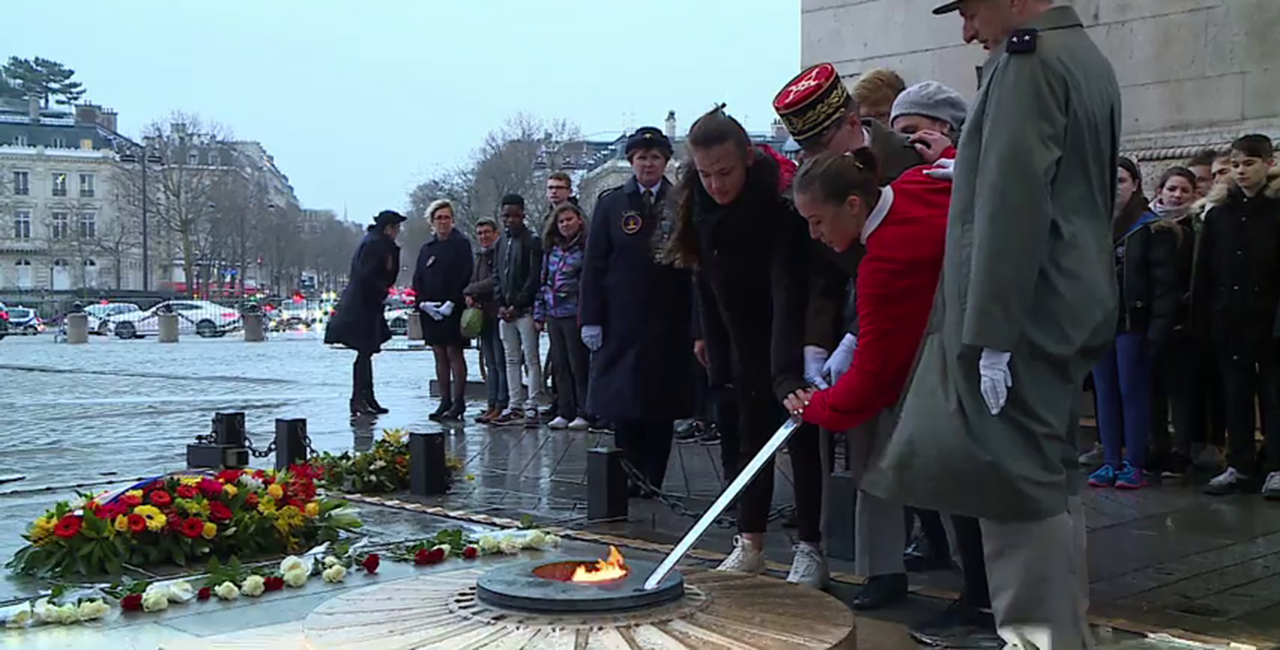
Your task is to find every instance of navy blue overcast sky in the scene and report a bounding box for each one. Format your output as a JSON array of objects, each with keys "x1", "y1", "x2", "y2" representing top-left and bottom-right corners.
[{"x1": 7, "y1": 0, "x2": 800, "y2": 220}]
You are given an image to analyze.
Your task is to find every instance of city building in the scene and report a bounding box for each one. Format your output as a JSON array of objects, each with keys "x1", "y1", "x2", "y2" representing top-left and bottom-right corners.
[
  {"x1": 800, "y1": 0, "x2": 1280, "y2": 178},
  {"x1": 0, "y1": 97, "x2": 142, "y2": 297}
]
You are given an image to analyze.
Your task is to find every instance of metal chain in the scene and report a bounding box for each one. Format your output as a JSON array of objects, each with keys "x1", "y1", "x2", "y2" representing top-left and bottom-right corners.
[{"x1": 618, "y1": 458, "x2": 738, "y2": 528}]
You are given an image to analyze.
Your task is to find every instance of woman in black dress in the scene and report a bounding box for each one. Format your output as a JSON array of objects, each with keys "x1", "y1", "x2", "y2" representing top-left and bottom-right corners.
[
  {"x1": 413, "y1": 200, "x2": 474, "y2": 421},
  {"x1": 325, "y1": 210, "x2": 405, "y2": 416}
]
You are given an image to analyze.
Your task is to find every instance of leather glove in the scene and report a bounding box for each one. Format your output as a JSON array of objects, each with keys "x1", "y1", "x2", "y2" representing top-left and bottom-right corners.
[
  {"x1": 440, "y1": 301, "x2": 455, "y2": 317},
  {"x1": 822, "y1": 333, "x2": 858, "y2": 385},
  {"x1": 804, "y1": 346, "x2": 830, "y2": 389},
  {"x1": 924, "y1": 158, "x2": 955, "y2": 180},
  {"x1": 978, "y1": 348, "x2": 1012, "y2": 415},
  {"x1": 580, "y1": 325, "x2": 602, "y2": 352},
  {"x1": 419, "y1": 301, "x2": 445, "y2": 321}
]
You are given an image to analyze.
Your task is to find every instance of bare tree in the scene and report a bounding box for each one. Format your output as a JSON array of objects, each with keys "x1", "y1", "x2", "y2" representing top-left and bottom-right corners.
[{"x1": 470, "y1": 113, "x2": 580, "y2": 230}]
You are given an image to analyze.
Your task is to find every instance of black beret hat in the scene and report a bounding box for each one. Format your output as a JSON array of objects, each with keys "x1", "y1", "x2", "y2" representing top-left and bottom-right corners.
[{"x1": 373, "y1": 210, "x2": 407, "y2": 226}]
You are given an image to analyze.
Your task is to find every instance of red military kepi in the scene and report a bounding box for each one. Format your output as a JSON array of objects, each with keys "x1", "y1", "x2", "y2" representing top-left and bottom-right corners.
[{"x1": 798, "y1": 153, "x2": 956, "y2": 432}]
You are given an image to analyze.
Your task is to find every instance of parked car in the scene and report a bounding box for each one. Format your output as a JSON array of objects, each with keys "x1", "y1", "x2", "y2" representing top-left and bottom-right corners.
[
  {"x1": 84, "y1": 303, "x2": 142, "y2": 336},
  {"x1": 108, "y1": 300, "x2": 241, "y2": 339},
  {"x1": 385, "y1": 307, "x2": 409, "y2": 336},
  {"x1": 4, "y1": 307, "x2": 43, "y2": 335}
]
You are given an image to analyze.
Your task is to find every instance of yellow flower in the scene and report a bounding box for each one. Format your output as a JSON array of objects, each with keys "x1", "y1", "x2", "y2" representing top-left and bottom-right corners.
[
  {"x1": 267, "y1": 484, "x2": 284, "y2": 500},
  {"x1": 179, "y1": 477, "x2": 200, "y2": 486},
  {"x1": 125, "y1": 490, "x2": 143, "y2": 500},
  {"x1": 114, "y1": 515, "x2": 129, "y2": 532},
  {"x1": 202, "y1": 522, "x2": 217, "y2": 540},
  {"x1": 383, "y1": 430, "x2": 405, "y2": 445},
  {"x1": 133, "y1": 505, "x2": 167, "y2": 532},
  {"x1": 223, "y1": 484, "x2": 238, "y2": 498},
  {"x1": 273, "y1": 506, "x2": 305, "y2": 535},
  {"x1": 304, "y1": 502, "x2": 320, "y2": 518},
  {"x1": 30, "y1": 516, "x2": 56, "y2": 546},
  {"x1": 258, "y1": 497, "x2": 277, "y2": 515}
]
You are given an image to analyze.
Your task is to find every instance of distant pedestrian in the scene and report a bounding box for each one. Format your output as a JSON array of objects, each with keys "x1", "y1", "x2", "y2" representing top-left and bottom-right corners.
[
  {"x1": 325, "y1": 210, "x2": 405, "y2": 416},
  {"x1": 413, "y1": 200, "x2": 473, "y2": 422},
  {"x1": 465, "y1": 218, "x2": 509, "y2": 423},
  {"x1": 535, "y1": 203, "x2": 591, "y2": 431}
]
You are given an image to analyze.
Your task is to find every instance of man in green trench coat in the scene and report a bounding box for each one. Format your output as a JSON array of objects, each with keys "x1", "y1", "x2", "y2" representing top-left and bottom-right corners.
[{"x1": 860, "y1": 1, "x2": 1122, "y2": 648}]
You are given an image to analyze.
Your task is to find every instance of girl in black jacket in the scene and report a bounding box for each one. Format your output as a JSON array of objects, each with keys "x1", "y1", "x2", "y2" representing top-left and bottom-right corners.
[
  {"x1": 666, "y1": 107, "x2": 822, "y2": 586},
  {"x1": 413, "y1": 200, "x2": 474, "y2": 421},
  {"x1": 1088, "y1": 160, "x2": 1183, "y2": 490}
]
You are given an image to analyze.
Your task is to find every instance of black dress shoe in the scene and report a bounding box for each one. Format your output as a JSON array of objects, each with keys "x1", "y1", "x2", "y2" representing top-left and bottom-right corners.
[
  {"x1": 852, "y1": 573, "x2": 909, "y2": 610},
  {"x1": 909, "y1": 600, "x2": 1001, "y2": 648},
  {"x1": 428, "y1": 401, "x2": 453, "y2": 422},
  {"x1": 349, "y1": 399, "x2": 378, "y2": 416},
  {"x1": 363, "y1": 392, "x2": 390, "y2": 415}
]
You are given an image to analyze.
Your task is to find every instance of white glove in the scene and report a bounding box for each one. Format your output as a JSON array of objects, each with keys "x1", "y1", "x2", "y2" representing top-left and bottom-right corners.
[
  {"x1": 979, "y1": 348, "x2": 1013, "y2": 415},
  {"x1": 580, "y1": 325, "x2": 602, "y2": 352},
  {"x1": 804, "y1": 346, "x2": 830, "y2": 389},
  {"x1": 439, "y1": 301, "x2": 455, "y2": 317},
  {"x1": 924, "y1": 158, "x2": 955, "y2": 180},
  {"x1": 822, "y1": 333, "x2": 857, "y2": 385},
  {"x1": 419, "y1": 301, "x2": 445, "y2": 321}
]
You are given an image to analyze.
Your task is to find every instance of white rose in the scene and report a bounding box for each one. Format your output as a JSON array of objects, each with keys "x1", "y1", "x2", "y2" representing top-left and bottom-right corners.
[
  {"x1": 69, "y1": 496, "x2": 88, "y2": 511},
  {"x1": 283, "y1": 568, "x2": 309, "y2": 588},
  {"x1": 32, "y1": 598, "x2": 55, "y2": 624},
  {"x1": 240, "y1": 575, "x2": 266, "y2": 597},
  {"x1": 543, "y1": 534, "x2": 562, "y2": 548},
  {"x1": 5, "y1": 606, "x2": 32, "y2": 628},
  {"x1": 56, "y1": 604, "x2": 81, "y2": 625},
  {"x1": 213, "y1": 581, "x2": 240, "y2": 601},
  {"x1": 525, "y1": 530, "x2": 547, "y2": 549},
  {"x1": 238, "y1": 474, "x2": 264, "y2": 491},
  {"x1": 141, "y1": 590, "x2": 170, "y2": 612},
  {"x1": 477, "y1": 535, "x2": 500, "y2": 554},
  {"x1": 76, "y1": 600, "x2": 109, "y2": 622},
  {"x1": 499, "y1": 536, "x2": 523, "y2": 555},
  {"x1": 279, "y1": 555, "x2": 306, "y2": 575},
  {"x1": 322, "y1": 565, "x2": 347, "y2": 583},
  {"x1": 166, "y1": 581, "x2": 195, "y2": 603},
  {"x1": 323, "y1": 556, "x2": 342, "y2": 568}
]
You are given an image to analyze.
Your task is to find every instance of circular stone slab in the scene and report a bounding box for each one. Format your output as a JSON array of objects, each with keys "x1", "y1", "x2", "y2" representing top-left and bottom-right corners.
[
  {"x1": 475, "y1": 558, "x2": 684, "y2": 613},
  {"x1": 303, "y1": 567, "x2": 856, "y2": 649}
]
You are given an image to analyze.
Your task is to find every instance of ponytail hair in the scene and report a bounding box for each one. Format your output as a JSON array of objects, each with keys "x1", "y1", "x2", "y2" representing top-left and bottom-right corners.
[
  {"x1": 792, "y1": 148, "x2": 882, "y2": 208},
  {"x1": 668, "y1": 105, "x2": 755, "y2": 269}
]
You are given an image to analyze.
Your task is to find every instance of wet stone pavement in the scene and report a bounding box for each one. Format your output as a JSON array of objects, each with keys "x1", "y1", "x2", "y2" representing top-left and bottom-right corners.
[{"x1": 1, "y1": 333, "x2": 1280, "y2": 647}]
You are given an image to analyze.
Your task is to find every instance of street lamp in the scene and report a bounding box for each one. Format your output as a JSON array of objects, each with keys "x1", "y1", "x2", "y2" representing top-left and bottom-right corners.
[{"x1": 118, "y1": 145, "x2": 164, "y2": 292}]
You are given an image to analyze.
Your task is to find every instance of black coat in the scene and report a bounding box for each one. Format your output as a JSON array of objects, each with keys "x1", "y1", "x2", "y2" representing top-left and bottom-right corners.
[
  {"x1": 492, "y1": 227, "x2": 542, "y2": 317},
  {"x1": 689, "y1": 151, "x2": 809, "y2": 403},
  {"x1": 1192, "y1": 177, "x2": 1280, "y2": 356},
  {"x1": 580, "y1": 177, "x2": 694, "y2": 422},
  {"x1": 412, "y1": 231, "x2": 473, "y2": 306},
  {"x1": 325, "y1": 229, "x2": 400, "y2": 354},
  {"x1": 1113, "y1": 212, "x2": 1181, "y2": 344}
]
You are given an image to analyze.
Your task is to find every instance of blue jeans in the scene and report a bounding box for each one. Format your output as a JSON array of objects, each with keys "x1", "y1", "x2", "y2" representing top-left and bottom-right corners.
[
  {"x1": 479, "y1": 318, "x2": 508, "y2": 410},
  {"x1": 1092, "y1": 332, "x2": 1151, "y2": 470}
]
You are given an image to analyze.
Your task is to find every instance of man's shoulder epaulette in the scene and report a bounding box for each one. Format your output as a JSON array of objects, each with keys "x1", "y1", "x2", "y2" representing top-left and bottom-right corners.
[{"x1": 596, "y1": 186, "x2": 624, "y2": 202}]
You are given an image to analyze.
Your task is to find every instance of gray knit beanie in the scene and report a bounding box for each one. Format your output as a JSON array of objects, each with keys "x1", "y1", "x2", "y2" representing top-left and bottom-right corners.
[{"x1": 890, "y1": 81, "x2": 969, "y2": 133}]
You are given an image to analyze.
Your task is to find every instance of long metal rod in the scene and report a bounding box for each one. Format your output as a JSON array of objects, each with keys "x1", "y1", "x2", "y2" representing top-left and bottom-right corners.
[{"x1": 642, "y1": 417, "x2": 802, "y2": 591}]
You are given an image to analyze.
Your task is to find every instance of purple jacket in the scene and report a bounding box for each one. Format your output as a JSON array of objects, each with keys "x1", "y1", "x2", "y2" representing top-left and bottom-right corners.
[{"x1": 535, "y1": 237, "x2": 586, "y2": 322}]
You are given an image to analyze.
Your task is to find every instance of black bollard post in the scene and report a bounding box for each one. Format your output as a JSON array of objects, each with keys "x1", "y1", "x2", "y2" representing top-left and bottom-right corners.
[
  {"x1": 587, "y1": 447, "x2": 628, "y2": 521},
  {"x1": 409, "y1": 432, "x2": 448, "y2": 496},
  {"x1": 213, "y1": 412, "x2": 246, "y2": 447},
  {"x1": 275, "y1": 418, "x2": 308, "y2": 471}
]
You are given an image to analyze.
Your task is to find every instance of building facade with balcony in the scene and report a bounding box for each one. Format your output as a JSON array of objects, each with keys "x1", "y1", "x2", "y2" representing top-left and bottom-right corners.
[{"x1": 0, "y1": 98, "x2": 142, "y2": 298}]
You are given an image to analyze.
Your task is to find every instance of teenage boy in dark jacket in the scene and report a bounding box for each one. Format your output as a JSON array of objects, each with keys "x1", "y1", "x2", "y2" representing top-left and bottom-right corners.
[{"x1": 491, "y1": 194, "x2": 545, "y2": 425}]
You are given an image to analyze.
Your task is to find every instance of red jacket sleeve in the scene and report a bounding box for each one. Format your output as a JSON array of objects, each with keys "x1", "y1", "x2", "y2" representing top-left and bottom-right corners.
[{"x1": 802, "y1": 168, "x2": 950, "y2": 431}]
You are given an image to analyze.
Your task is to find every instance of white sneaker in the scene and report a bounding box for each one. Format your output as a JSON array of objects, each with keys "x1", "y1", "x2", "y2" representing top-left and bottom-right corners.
[
  {"x1": 786, "y1": 542, "x2": 830, "y2": 589},
  {"x1": 715, "y1": 535, "x2": 766, "y2": 574},
  {"x1": 1263, "y1": 472, "x2": 1280, "y2": 500},
  {"x1": 548, "y1": 416, "x2": 570, "y2": 429},
  {"x1": 1078, "y1": 444, "x2": 1103, "y2": 466},
  {"x1": 1205, "y1": 466, "x2": 1248, "y2": 495},
  {"x1": 567, "y1": 417, "x2": 591, "y2": 430}
]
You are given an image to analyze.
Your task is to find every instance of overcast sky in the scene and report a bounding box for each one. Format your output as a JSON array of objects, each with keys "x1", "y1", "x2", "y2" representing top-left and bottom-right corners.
[{"x1": 7, "y1": 0, "x2": 800, "y2": 220}]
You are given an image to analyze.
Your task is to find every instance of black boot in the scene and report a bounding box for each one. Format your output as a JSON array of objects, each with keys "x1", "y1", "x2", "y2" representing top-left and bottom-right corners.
[
  {"x1": 441, "y1": 384, "x2": 466, "y2": 421},
  {"x1": 350, "y1": 355, "x2": 378, "y2": 416},
  {"x1": 852, "y1": 573, "x2": 909, "y2": 610},
  {"x1": 363, "y1": 388, "x2": 389, "y2": 415},
  {"x1": 429, "y1": 400, "x2": 453, "y2": 421}
]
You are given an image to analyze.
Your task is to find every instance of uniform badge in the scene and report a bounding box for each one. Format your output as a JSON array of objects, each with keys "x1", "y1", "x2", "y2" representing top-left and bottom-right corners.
[
  {"x1": 621, "y1": 212, "x2": 643, "y2": 235},
  {"x1": 425, "y1": 255, "x2": 436, "y2": 268}
]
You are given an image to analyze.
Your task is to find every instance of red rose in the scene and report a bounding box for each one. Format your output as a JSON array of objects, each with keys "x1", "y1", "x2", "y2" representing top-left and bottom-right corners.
[
  {"x1": 263, "y1": 475, "x2": 275, "y2": 486},
  {"x1": 127, "y1": 514, "x2": 147, "y2": 533},
  {"x1": 121, "y1": 593, "x2": 143, "y2": 611},
  {"x1": 180, "y1": 518, "x2": 204, "y2": 539},
  {"x1": 414, "y1": 548, "x2": 445, "y2": 566},
  {"x1": 208, "y1": 502, "x2": 233, "y2": 523},
  {"x1": 253, "y1": 470, "x2": 266, "y2": 479},
  {"x1": 54, "y1": 515, "x2": 82, "y2": 539},
  {"x1": 362, "y1": 554, "x2": 380, "y2": 574},
  {"x1": 166, "y1": 513, "x2": 183, "y2": 531},
  {"x1": 217, "y1": 469, "x2": 243, "y2": 484},
  {"x1": 197, "y1": 587, "x2": 211, "y2": 601},
  {"x1": 264, "y1": 576, "x2": 285, "y2": 592},
  {"x1": 98, "y1": 502, "x2": 126, "y2": 520},
  {"x1": 198, "y1": 478, "x2": 223, "y2": 498},
  {"x1": 149, "y1": 490, "x2": 173, "y2": 507},
  {"x1": 462, "y1": 546, "x2": 478, "y2": 560},
  {"x1": 176, "y1": 485, "x2": 198, "y2": 499},
  {"x1": 246, "y1": 493, "x2": 259, "y2": 508},
  {"x1": 121, "y1": 494, "x2": 141, "y2": 508}
]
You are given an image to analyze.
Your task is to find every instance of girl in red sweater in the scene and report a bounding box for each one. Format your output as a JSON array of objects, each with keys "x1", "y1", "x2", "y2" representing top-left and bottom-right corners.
[{"x1": 783, "y1": 149, "x2": 954, "y2": 431}]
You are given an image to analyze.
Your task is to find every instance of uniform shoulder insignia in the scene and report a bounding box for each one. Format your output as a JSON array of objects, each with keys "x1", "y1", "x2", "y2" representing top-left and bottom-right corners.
[
  {"x1": 1006, "y1": 28, "x2": 1037, "y2": 54},
  {"x1": 596, "y1": 185, "x2": 623, "y2": 202}
]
